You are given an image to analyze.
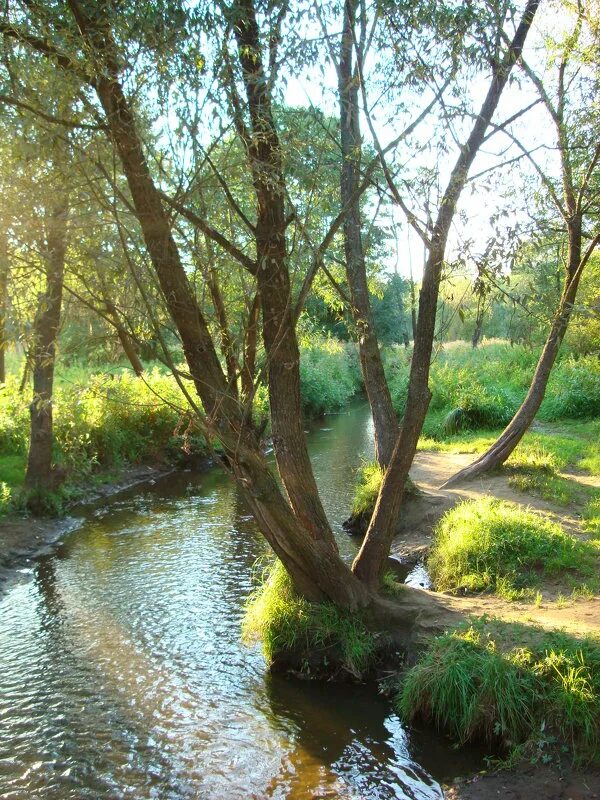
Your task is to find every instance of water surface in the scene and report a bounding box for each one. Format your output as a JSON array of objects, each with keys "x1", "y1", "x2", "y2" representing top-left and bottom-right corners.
[{"x1": 0, "y1": 403, "x2": 478, "y2": 799}]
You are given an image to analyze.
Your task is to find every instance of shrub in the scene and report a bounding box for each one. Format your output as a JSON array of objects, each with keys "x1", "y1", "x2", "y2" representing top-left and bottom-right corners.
[
  {"x1": 428, "y1": 498, "x2": 596, "y2": 599},
  {"x1": 396, "y1": 618, "x2": 600, "y2": 764},
  {"x1": 384, "y1": 341, "x2": 600, "y2": 437},
  {"x1": 299, "y1": 336, "x2": 361, "y2": 417},
  {"x1": 242, "y1": 559, "x2": 375, "y2": 677},
  {"x1": 540, "y1": 355, "x2": 600, "y2": 420},
  {"x1": 0, "y1": 364, "x2": 205, "y2": 494}
]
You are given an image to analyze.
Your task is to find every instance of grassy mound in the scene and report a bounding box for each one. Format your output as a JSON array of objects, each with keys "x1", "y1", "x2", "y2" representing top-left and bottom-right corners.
[
  {"x1": 351, "y1": 461, "x2": 385, "y2": 517},
  {"x1": 396, "y1": 618, "x2": 600, "y2": 765},
  {"x1": 351, "y1": 460, "x2": 417, "y2": 519},
  {"x1": 428, "y1": 498, "x2": 596, "y2": 600},
  {"x1": 242, "y1": 560, "x2": 375, "y2": 677}
]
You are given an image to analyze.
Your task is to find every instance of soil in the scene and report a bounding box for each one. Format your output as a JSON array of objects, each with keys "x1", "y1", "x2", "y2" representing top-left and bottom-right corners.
[{"x1": 444, "y1": 763, "x2": 600, "y2": 799}]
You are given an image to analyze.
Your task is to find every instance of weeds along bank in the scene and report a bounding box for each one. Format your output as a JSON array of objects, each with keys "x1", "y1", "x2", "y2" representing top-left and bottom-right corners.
[
  {"x1": 0, "y1": 337, "x2": 361, "y2": 515},
  {"x1": 384, "y1": 339, "x2": 600, "y2": 435}
]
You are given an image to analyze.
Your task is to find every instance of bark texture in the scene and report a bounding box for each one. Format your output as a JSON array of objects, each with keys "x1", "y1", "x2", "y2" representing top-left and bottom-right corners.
[
  {"x1": 338, "y1": 0, "x2": 398, "y2": 466},
  {"x1": 25, "y1": 197, "x2": 68, "y2": 491}
]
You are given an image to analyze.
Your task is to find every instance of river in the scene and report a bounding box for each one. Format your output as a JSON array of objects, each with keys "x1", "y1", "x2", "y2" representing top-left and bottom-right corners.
[{"x1": 0, "y1": 402, "x2": 480, "y2": 799}]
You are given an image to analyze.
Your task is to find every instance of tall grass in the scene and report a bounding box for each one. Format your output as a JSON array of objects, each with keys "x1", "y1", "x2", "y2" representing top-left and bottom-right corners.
[
  {"x1": 396, "y1": 618, "x2": 600, "y2": 765},
  {"x1": 242, "y1": 559, "x2": 375, "y2": 677},
  {"x1": 428, "y1": 498, "x2": 598, "y2": 599},
  {"x1": 385, "y1": 341, "x2": 600, "y2": 435}
]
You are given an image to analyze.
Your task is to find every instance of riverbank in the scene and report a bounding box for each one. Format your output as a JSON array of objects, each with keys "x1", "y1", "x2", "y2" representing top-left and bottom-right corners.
[
  {"x1": 0, "y1": 463, "x2": 179, "y2": 596},
  {"x1": 444, "y1": 763, "x2": 600, "y2": 799}
]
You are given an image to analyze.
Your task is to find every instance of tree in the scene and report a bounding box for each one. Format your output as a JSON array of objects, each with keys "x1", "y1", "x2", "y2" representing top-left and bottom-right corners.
[
  {"x1": 335, "y1": 0, "x2": 399, "y2": 466},
  {"x1": 25, "y1": 177, "x2": 69, "y2": 493},
  {"x1": 352, "y1": 0, "x2": 541, "y2": 586},
  {"x1": 0, "y1": 0, "x2": 539, "y2": 643},
  {"x1": 444, "y1": 0, "x2": 600, "y2": 487}
]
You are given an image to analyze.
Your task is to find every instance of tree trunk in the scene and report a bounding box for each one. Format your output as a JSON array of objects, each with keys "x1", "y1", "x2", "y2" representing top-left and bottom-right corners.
[
  {"x1": 338, "y1": 0, "x2": 398, "y2": 466},
  {"x1": 442, "y1": 214, "x2": 585, "y2": 487},
  {"x1": 471, "y1": 306, "x2": 484, "y2": 348},
  {"x1": 25, "y1": 198, "x2": 68, "y2": 491},
  {"x1": 352, "y1": 0, "x2": 540, "y2": 587},
  {"x1": 0, "y1": 227, "x2": 8, "y2": 384},
  {"x1": 241, "y1": 291, "x2": 260, "y2": 405},
  {"x1": 65, "y1": 0, "x2": 366, "y2": 608},
  {"x1": 104, "y1": 299, "x2": 144, "y2": 375},
  {"x1": 233, "y1": 0, "x2": 339, "y2": 543}
]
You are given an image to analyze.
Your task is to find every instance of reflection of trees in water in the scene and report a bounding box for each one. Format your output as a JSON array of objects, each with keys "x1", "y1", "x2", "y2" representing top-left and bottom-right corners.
[
  {"x1": 34, "y1": 555, "x2": 65, "y2": 626},
  {"x1": 30, "y1": 551, "x2": 193, "y2": 799},
  {"x1": 260, "y1": 674, "x2": 441, "y2": 800}
]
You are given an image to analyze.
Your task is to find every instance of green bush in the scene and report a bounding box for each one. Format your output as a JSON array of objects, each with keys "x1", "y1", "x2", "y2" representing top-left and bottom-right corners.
[
  {"x1": 428, "y1": 498, "x2": 596, "y2": 599},
  {"x1": 396, "y1": 618, "x2": 600, "y2": 764},
  {"x1": 384, "y1": 341, "x2": 600, "y2": 435},
  {"x1": 0, "y1": 364, "x2": 204, "y2": 492},
  {"x1": 540, "y1": 355, "x2": 600, "y2": 420},
  {"x1": 299, "y1": 336, "x2": 362, "y2": 417},
  {"x1": 242, "y1": 559, "x2": 375, "y2": 677}
]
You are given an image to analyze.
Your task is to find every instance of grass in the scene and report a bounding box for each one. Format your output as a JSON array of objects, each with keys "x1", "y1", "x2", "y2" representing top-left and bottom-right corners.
[
  {"x1": 351, "y1": 461, "x2": 385, "y2": 517},
  {"x1": 242, "y1": 559, "x2": 376, "y2": 677},
  {"x1": 387, "y1": 341, "x2": 600, "y2": 439},
  {"x1": 502, "y1": 435, "x2": 600, "y2": 510},
  {"x1": 428, "y1": 498, "x2": 598, "y2": 600},
  {"x1": 0, "y1": 335, "x2": 361, "y2": 515},
  {"x1": 350, "y1": 460, "x2": 417, "y2": 521},
  {"x1": 396, "y1": 617, "x2": 600, "y2": 765},
  {"x1": 583, "y1": 497, "x2": 600, "y2": 536}
]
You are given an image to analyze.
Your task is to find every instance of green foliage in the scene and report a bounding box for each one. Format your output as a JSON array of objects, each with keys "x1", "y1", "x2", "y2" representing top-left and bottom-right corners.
[
  {"x1": 428, "y1": 498, "x2": 597, "y2": 599},
  {"x1": 298, "y1": 336, "x2": 362, "y2": 418},
  {"x1": 396, "y1": 618, "x2": 600, "y2": 764},
  {"x1": 242, "y1": 559, "x2": 375, "y2": 677},
  {"x1": 351, "y1": 460, "x2": 384, "y2": 516},
  {"x1": 583, "y1": 497, "x2": 600, "y2": 537},
  {"x1": 251, "y1": 335, "x2": 362, "y2": 426},
  {"x1": 385, "y1": 341, "x2": 600, "y2": 435},
  {"x1": 541, "y1": 355, "x2": 600, "y2": 420},
  {"x1": 0, "y1": 363, "x2": 203, "y2": 497}
]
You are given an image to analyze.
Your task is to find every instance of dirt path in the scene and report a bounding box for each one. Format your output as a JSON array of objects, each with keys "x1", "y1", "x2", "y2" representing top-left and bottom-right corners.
[{"x1": 392, "y1": 450, "x2": 600, "y2": 637}]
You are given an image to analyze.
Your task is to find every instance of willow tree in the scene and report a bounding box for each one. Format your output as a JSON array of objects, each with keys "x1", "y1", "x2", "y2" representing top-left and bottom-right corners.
[
  {"x1": 444, "y1": 0, "x2": 600, "y2": 487},
  {"x1": 0, "y1": 0, "x2": 539, "y2": 636}
]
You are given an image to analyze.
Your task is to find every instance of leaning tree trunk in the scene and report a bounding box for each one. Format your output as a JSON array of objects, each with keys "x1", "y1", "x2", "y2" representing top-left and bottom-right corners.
[
  {"x1": 338, "y1": 0, "x2": 398, "y2": 466},
  {"x1": 25, "y1": 198, "x2": 68, "y2": 492},
  {"x1": 104, "y1": 299, "x2": 144, "y2": 376},
  {"x1": 65, "y1": 0, "x2": 371, "y2": 609},
  {"x1": 442, "y1": 214, "x2": 585, "y2": 488},
  {"x1": 0, "y1": 227, "x2": 8, "y2": 384},
  {"x1": 352, "y1": 0, "x2": 540, "y2": 588}
]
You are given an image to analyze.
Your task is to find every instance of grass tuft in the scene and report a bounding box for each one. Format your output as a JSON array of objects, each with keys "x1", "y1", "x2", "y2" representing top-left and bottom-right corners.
[
  {"x1": 242, "y1": 559, "x2": 376, "y2": 677},
  {"x1": 428, "y1": 498, "x2": 597, "y2": 599},
  {"x1": 351, "y1": 461, "x2": 385, "y2": 517},
  {"x1": 396, "y1": 618, "x2": 600, "y2": 765}
]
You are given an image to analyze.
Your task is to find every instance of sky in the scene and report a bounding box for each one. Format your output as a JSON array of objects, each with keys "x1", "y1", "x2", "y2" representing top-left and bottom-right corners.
[{"x1": 279, "y1": 3, "x2": 564, "y2": 282}]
